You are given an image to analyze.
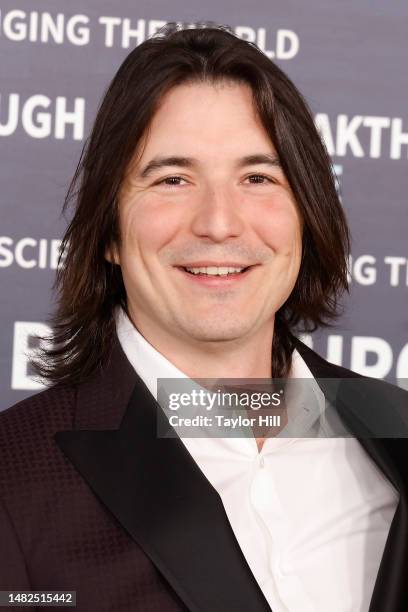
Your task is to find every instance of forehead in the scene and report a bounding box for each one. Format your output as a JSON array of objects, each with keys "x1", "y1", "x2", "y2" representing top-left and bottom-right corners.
[{"x1": 135, "y1": 80, "x2": 277, "y2": 161}]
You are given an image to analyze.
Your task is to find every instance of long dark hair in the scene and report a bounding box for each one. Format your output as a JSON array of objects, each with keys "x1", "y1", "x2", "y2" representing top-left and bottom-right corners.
[{"x1": 35, "y1": 22, "x2": 350, "y2": 385}]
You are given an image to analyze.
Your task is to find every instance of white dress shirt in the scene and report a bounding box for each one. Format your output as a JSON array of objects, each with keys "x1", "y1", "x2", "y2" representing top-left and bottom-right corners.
[{"x1": 116, "y1": 308, "x2": 398, "y2": 612}]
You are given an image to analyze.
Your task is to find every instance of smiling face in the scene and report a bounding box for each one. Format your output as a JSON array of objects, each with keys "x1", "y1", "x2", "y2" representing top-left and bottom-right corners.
[{"x1": 112, "y1": 80, "x2": 303, "y2": 351}]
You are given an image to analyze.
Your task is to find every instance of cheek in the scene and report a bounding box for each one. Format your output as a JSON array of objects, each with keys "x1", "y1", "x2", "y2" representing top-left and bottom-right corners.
[
  {"x1": 119, "y1": 198, "x2": 183, "y2": 263},
  {"x1": 254, "y1": 202, "x2": 302, "y2": 256}
]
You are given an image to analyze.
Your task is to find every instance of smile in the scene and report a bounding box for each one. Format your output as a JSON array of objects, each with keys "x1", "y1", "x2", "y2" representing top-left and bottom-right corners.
[
  {"x1": 175, "y1": 265, "x2": 257, "y2": 286},
  {"x1": 184, "y1": 266, "x2": 249, "y2": 276}
]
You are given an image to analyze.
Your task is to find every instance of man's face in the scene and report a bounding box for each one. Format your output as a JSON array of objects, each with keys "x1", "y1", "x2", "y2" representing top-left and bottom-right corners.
[{"x1": 113, "y1": 81, "x2": 303, "y2": 347}]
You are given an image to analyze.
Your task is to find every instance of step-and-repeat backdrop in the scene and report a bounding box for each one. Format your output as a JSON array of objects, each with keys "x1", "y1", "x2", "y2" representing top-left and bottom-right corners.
[{"x1": 1, "y1": 1, "x2": 407, "y2": 410}]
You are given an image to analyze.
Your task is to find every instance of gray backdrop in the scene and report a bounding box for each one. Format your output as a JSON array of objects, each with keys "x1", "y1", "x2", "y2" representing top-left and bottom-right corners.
[{"x1": 1, "y1": 0, "x2": 407, "y2": 411}]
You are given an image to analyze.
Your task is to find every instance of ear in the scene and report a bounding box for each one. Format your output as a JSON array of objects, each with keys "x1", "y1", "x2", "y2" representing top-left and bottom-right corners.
[{"x1": 105, "y1": 243, "x2": 120, "y2": 265}]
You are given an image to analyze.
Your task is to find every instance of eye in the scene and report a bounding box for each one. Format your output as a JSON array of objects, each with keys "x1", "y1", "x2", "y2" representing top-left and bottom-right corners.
[
  {"x1": 245, "y1": 174, "x2": 275, "y2": 185},
  {"x1": 155, "y1": 176, "x2": 187, "y2": 188}
]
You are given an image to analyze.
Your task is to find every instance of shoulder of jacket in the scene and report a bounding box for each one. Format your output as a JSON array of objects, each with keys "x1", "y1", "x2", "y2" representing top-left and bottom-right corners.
[
  {"x1": 0, "y1": 384, "x2": 77, "y2": 454},
  {"x1": 293, "y1": 336, "x2": 408, "y2": 404}
]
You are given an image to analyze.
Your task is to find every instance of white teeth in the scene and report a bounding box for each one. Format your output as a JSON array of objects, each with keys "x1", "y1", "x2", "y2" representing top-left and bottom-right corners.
[{"x1": 185, "y1": 266, "x2": 245, "y2": 275}]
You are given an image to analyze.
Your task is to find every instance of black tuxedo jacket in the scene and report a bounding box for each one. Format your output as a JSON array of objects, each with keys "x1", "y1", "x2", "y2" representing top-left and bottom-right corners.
[{"x1": 1, "y1": 335, "x2": 407, "y2": 612}]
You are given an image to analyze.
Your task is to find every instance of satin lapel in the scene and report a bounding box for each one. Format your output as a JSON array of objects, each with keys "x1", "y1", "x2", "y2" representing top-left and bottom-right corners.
[
  {"x1": 55, "y1": 373, "x2": 271, "y2": 612},
  {"x1": 294, "y1": 338, "x2": 408, "y2": 612}
]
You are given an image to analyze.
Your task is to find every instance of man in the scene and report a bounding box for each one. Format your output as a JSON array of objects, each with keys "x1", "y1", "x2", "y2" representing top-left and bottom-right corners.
[{"x1": 0, "y1": 23, "x2": 407, "y2": 612}]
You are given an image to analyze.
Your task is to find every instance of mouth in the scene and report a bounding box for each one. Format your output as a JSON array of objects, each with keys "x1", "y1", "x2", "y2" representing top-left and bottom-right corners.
[{"x1": 175, "y1": 264, "x2": 257, "y2": 286}]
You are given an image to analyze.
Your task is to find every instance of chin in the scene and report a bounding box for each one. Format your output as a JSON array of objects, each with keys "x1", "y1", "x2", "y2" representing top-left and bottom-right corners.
[{"x1": 180, "y1": 318, "x2": 253, "y2": 342}]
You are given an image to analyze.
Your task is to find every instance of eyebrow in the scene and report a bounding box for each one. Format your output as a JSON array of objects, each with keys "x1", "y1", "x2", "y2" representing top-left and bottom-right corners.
[{"x1": 138, "y1": 153, "x2": 281, "y2": 179}]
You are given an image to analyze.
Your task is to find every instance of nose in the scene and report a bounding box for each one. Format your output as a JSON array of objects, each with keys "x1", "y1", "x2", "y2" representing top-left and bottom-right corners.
[{"x1": 190, "y1": 184, "x2": 245, "y2": 242}]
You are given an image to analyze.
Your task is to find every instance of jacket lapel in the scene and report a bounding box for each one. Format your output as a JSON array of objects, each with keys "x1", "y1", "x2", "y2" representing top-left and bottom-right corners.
[
  {"x1": 55, "y1": 339, "x2": 271, "y2": 612},
  {"x1": 293, "y1": 338, "x2": 408, "y2": 612}
]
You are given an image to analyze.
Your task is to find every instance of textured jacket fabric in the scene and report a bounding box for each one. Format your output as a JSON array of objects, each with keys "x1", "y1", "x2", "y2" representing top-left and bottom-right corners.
[
  {"x1": 0, "y1": 335, "x2": 407, "y2": 612},
  {"x1": 0, "y1": 343, "x2": 191, "y2": 612}
]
